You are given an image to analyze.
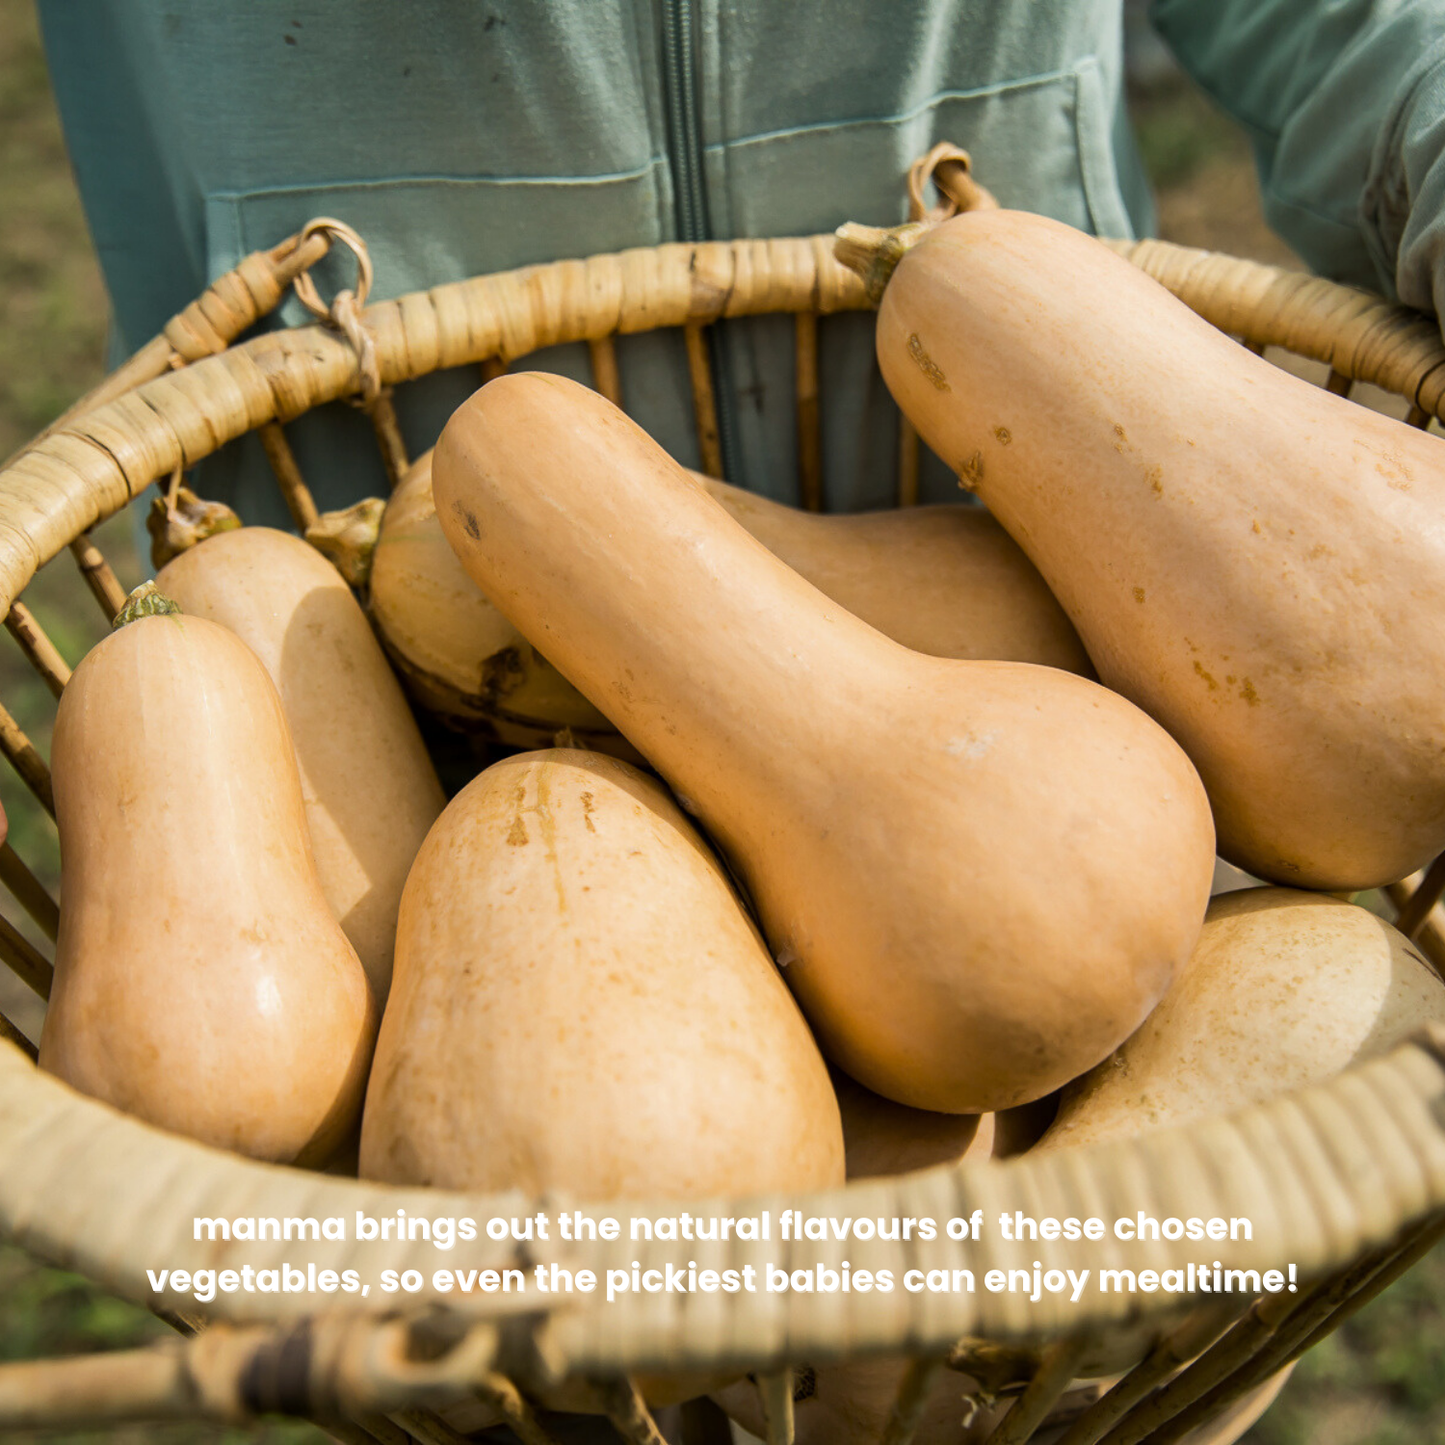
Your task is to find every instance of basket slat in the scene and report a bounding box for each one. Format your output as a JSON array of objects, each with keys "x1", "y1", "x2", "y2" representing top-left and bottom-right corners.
[
  {"x1": 588, "y1": 336, "x2": 624, "y2": 409},
  {"x1": 684, "y1": 322, "x2": 724, "y2": 479},
  {"x1": 5, "y1": 601, "x2": 71, "y2": 697},
  {"x1": 69, "y1": 532, "x2": 129, "y2": 620},
  {"x1": 0, "y1": 916, "x2": 51, "y2": 999},
  {"x1": 365, "y1": 392, "x2": 411, "y2": 493},
  {"x1": 0, "y1": 699, "x2": 53, "y2": 817},
  {"x1": 793, "y1": 314, "x2": 822, "y2": 511},
  {"x1": 257, "y1": 422, "x2": 321, "y2": 529},
  {"x1": 0, "y1": 843, "x2": 57, "y2": 940},
  {"x1": 986, "y1": 1337, "x2": 1090, "y2": 1445}
]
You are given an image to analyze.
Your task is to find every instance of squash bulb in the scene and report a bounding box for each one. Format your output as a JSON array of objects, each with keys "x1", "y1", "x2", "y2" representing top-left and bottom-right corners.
[
  {"x1": 1038, "y1": 886, "x2": 1445, "y2": 1152},
  {"x1": 157, "y1": 526, "x2": 445, "y2": 1002},
  {"x1": 40, "y1": 606, "x2": 376, "y2": 1163},
  {"x1": 359, "y1": 749, "x2": 843, "y2": 1197},
  {"x1": 433, "y1": 373, "x2": 1216, "y2": 1112},
  {"x1": 853, "y1": 207, "x2": 1445, "y2": 889}
]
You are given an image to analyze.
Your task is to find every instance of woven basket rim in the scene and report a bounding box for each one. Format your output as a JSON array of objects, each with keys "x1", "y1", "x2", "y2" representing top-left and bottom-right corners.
[
  {"x1": 2, "y1": 1029, "x2": 1444, "y2": 1373},
  {"x1": 0, "y1": 230, "x2": 1443, "y2": 618}
]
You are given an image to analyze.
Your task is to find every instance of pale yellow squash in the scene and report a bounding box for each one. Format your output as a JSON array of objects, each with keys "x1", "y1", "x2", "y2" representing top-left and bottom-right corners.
[
  {"x1": 368, "y1": 452, "x2": 623, "y2": 750},
  {"x1": 1038, "y1": 887, "x2": 1445, "y2": 1152},
  {"x1": 157, "y1": 527, "x2": 445, "y2": 1001},
  {"x1": 366, "y1": 448, "x2": 1091, "y2": 747},
  {"x1": 39, "y1": 605, "x2": 376, "y2": 1164},
  {"x1": 433, "y1": 373, "x2": 1215, "y2": 1113},
  {"x1": 833, "y1": 1067, "x2": 990, "y2": 1179},
  {"x1": 852, "y1": 208, "x2": 1445, "y2": 889},
  {"x1": 707, "y1": 478, "x2": 1092, "y2": 674},
  {"x1": 359, "y1": 748, "x2": 844, "y2": 1196}
]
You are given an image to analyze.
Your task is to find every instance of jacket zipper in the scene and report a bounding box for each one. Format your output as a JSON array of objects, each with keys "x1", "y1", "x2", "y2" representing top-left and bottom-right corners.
[{"x1": 660, "y1": 0, "x2": 741, "y2": 483}]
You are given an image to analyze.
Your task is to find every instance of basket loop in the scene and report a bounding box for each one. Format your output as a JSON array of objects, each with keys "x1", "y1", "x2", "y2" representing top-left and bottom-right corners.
[
  {"x1": 905, "y1": 143, "x2": 999, "y2": 223},
  {"x1": 291, "y1": 217, "x2": 382, "y2": 404}
]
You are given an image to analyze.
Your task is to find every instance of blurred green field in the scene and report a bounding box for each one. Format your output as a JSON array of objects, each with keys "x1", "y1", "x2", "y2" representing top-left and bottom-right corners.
[{"x1": 0, "y1": 1, "x2": 1442, "y2": 1441}]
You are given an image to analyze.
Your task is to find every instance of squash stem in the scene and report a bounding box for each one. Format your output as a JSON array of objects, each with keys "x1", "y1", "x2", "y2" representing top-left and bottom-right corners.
[
  {"x1": 833, "y1": 221, "x2": 932, "y2": 305},
  {"x1": 112, "y1": 581, "x2": 182, "y2": 631},
  {"x1": 146, "y1": 486, "x2": 241, "y2": 569},
  {"x1": 305, "y1": 497, "x2": 385, "y2": 590}
]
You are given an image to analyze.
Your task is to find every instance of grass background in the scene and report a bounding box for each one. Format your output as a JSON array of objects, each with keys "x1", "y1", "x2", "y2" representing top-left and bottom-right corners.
[{"x1": 0, "y1": 1, "x2": 1440, "y2": 1440}]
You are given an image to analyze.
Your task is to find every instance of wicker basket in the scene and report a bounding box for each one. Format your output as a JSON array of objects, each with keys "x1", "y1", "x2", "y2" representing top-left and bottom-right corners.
[{"x1": 3, "y1": 157, "x2": 1445, "y2": 1445}]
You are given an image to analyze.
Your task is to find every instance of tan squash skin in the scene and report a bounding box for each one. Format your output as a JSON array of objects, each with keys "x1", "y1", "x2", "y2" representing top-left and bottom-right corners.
[
  {"x1": 704, "y1": 478, "x2": 1094, "y2": 674},
  {"x1": 1037, "y1": 887, "x2": 1445, "y2": 1153},
  {"x1": 157, "y1": 527, "x2": 446, "y2": 1002},
  {"x1": 368, "y1": 451, "x2": 1092, "y2": 747},
  {"x1": 834, "y1": 1068, "x2": 990, "y2": 1179},
  {"x1": 433, "y1": 373, "x2": 1216, "y2": 1113},
  {"x1": 369, "y1": 453, "x2": 626, "y2": 750},
  {"x1": 39, "y1": 613, "x2": 376, "y2": 1164},
  {"x1": 358, "y1": 748, "x2": 844, "y2": 1196},
  {"x1": 871, "y1": 209, "x2": 1445, "y2": 890}
]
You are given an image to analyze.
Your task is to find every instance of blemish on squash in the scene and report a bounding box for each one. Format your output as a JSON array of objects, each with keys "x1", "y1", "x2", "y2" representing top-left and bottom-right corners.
[
  {"x1": 1133, "y1": 587, "x2": 1146, "y2": 603},
  {"x1": 451, "y1": 500, "x2": 481, "y2": 541},
  {"x1": 1252, "y1": 520, "x2": 1262, "y2": 535},
  {"x1": 532, "y1": 766, "x2": 567, "y2": 915},
  {"x1": 1239, "y1": 678, "x2": 1260, "y2": 706},
  {"x1": 906, "y1": 333, "x2": 950, "y2": 391},
  {"x1": 947, "y1": 730, "x2": 998, "y2": 759},
  {"x1": 1375, "y1": 454, "x2": 1414, "y2": 492},
  {"x1": 1226, "y1": 674, "x2": 1236, "y2": 685},
  {"x1": 1193, "y1": 660, "x2": 1219, "y2": 690},
  {"x1": 506, "y1": 782, "x2": 529, "y2": 846},
  {"x1": 1145, "y1": 465, "x2": 1163, "y2": 497},
  {"x1": 993, "y1": 426, "x2": 1012, "y2": 445},
  {"x1": 481, "y1": 645, "x2": 526, "y2": 701},
  {"x1": 958, "y1": 452, "x2": 985, "y2": 491},
  {"x1": 1306, "y1": 543, "x2": 1334, "y2": 561},
  {"x1": 580, "y1": 791, "x2": 596, "y2": 833}
]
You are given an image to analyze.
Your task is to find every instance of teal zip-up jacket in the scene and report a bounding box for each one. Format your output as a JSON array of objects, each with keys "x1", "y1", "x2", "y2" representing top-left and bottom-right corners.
[{"x1": 36, "y1": 1, "x2": 1445, "y2": 519}]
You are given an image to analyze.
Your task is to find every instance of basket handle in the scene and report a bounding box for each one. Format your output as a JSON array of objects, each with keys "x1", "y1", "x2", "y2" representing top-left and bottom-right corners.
[
  {"x1": 905, "y1": 143, "x2": 999, "y2": 222},
  {"x1": 0, "y1": 219, "x2": 354, "y2": 471}
]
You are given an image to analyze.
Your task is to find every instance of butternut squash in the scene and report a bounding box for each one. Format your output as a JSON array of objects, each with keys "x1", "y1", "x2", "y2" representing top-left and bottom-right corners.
[
  {"x1": 832, "y1": 1070, "x2": 1058, "y2": 1175},
  {"x1": 432, "y1": 373, "x2": 1216, "y2": 1112},
  {"x1": 39, "y1": 593, "x2": 376, "y2": 1163},
  {"x1": 156, "y1": 527, "x2": 446, "y2": 1001},
  {"x1": 707, "y1": 479, "x2": 1092, "y2": 674},
  {"x1": 358, "y1": 748, "x2": 844, "y2": 1196},
  {"x1": 363, "y1": 448, "x2": 1091, "y2": 747},
  {"x1": 843, "y1": 209, "x2": 1445, "y2": 889},
  {"x1": 833, "y1": 1067, "x2": 989, "y2": 1179},
  {"x1": 367, "y1": 453, "x2": 627, "y2": 751},
  {"x1": 1037, "y1": 887, "x2": 1445, "y2": 1153}
]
